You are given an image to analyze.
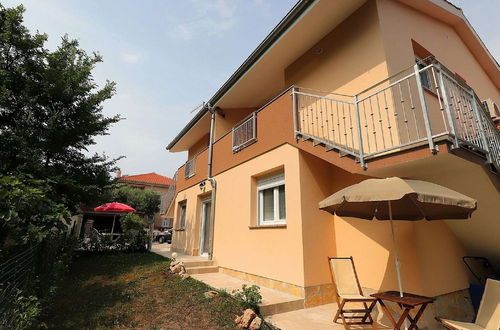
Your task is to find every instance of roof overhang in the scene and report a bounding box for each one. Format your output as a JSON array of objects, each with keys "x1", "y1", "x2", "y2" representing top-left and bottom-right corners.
[
  {"x1": 168, "y1": 109, "x2": 211, "y2": 152},
  {"x1": 167, "y1": 0, "x2": 367, "y2": 151},
  {"x1": 167, "y1": 0, "x2": 499, "y2": 152}
]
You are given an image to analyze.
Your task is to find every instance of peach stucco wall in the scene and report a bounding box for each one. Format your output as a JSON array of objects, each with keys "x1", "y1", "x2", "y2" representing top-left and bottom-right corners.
[
  {"x1": 169, "y1": 0, "x2": 494, "y2": 300},
  {"x1": 377, "y1": 0, "x2": 499, "y2": 105},
  {"x1": 212, "y1": 144, "x2": 305, "y2": 286},
  {"x1": 173, "y1": 144, "x2": 307, "y2": 286},
  {"x1": 285, "y1": 1, "x2": 389, "y2": 96},
  {"x1": 296, "y1": 150, "x2": 469, "y2": 297},
  {"x1": 172, "y1": 183, "x2": 212, "y2": 256}
]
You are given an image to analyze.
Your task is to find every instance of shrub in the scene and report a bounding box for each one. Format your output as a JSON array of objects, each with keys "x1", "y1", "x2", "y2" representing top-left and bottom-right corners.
[
  {"x1": 232, "y1": 284, "x2": 262, "y2": 311},
  {"x1": 78, "y1": 228, "x2": 148, "y2": 253},
  {"x1": 121, "y1": 213, "x2": 147, "y2": 232}
]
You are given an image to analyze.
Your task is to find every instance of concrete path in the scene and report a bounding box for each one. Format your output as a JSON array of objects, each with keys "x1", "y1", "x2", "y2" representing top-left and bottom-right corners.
[
  {"x1": 150, "y1": 244, "x2": 397, "y2": 329},
  {"x1": 151, "y1": 243, "x2": 209, "y2": 262},
  {"x1": 266, "y1": 303, "x2": 393, "y2": 330}
]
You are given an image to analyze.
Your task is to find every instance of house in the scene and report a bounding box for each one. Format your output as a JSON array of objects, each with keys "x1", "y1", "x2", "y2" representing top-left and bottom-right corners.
[
  {"x1": 166, "y1": 0, "x2": 500, "y2": 326},
  {"x1": 117, "y1": 171, "x2": 175, "y2": 229}
]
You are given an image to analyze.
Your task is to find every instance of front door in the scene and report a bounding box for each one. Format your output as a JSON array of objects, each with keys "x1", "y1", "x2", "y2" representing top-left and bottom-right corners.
[{"x1": 199, "y1": 199, "x2": 212, "y2": 256}]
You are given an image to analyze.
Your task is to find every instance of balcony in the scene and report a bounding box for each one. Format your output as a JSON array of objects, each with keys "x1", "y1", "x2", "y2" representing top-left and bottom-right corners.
[
  {"x1": 292, "y1": 58, "x2": 500, "y2": 173},
  {"x1": 175, "y1": 58, "x2": 499, "y2": 194}
]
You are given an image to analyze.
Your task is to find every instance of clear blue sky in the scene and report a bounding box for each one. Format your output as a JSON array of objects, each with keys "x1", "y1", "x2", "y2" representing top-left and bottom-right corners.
[{"x1": 3, "y1": 0, "x2": 499, "y2": 178}]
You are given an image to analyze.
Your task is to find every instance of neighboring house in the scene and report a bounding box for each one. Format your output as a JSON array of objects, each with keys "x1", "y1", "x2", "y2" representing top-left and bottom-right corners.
[
  {"x1": 117, "y1": 171, "x2": 175, "y2": 229},
  {"x1": 166, "y1": 0, "x2": 499, "y2": 325}
]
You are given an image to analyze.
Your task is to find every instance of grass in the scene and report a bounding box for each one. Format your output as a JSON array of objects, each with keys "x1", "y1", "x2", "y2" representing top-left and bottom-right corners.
[{"x1": 40, "y1": 252, "x2": 270, "y2": 329}]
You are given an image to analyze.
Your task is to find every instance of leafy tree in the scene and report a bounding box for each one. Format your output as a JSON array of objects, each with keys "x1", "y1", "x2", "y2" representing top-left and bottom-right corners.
[
  {"x1": 107, "y1": 185, "x2": 161, "y2": 217},
  {"x1": 0, "y1": 175, "x2": 68, "y2": 251},
  {"x1": 0, "y1": 4, "x2": 121, "y2": 211}
]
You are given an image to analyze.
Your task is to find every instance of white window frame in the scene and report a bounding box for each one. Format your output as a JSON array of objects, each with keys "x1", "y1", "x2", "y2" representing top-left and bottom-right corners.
[
  {"x1": 178, "y1": 201, "x2": 187, "y2": 229},
  {"x1": 257, "y1": 173, "x2": 286, "y2": 226}
]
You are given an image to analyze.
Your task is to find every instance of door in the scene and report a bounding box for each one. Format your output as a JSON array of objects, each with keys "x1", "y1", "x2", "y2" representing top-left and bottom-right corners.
[{"x1": 199, "y1": 199, "x2": 212, "y2": 256}]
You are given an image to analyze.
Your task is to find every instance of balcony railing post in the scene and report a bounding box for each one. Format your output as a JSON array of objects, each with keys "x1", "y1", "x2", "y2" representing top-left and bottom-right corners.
[
  {"x1": 436, "y1": 63, "x2": 459, "y2": 149},
  {"x1": 414, "y1": 63, "x2": 437, "y2": 153},
  {"x1": 470, "y1": 90, "x2": 492, "y2": 163},
  {"x1": 291, "y1": 87, "x2": 299, "y2": 140},
  {"x1": 354, "y1": 95, "x2": 366, "y2": 169}
]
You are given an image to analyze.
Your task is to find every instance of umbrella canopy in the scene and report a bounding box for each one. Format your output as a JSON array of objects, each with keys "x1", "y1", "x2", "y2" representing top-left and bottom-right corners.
[
  {"x1": 94, "y1": 202, "x2": 136, "y2": 213},
  {"x1": 319, "y1": 177, "x2": 477, "y2": 297},
  {"x1": 319, "y1": 177, "x2": 477, "y2": 220}
]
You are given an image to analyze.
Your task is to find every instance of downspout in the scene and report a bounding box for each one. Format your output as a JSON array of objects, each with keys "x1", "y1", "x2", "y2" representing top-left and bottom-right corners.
[{"x1": 206, "y1": 104, "x2": 217, "y2": 261}]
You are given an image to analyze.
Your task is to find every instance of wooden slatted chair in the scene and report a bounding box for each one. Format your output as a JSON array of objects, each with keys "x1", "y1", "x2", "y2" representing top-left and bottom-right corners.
[
  {"x1": 437, "y1": 278, "x2": 500, "y2": 330},
  {"x1": 328, "y1": 257, "x2": 377, "y2": 329}
]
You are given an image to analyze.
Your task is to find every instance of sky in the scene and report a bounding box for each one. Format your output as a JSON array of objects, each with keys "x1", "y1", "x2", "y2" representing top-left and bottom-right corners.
[{"x1": 2, "y1": 0, "x2": 499, "y2": 179}]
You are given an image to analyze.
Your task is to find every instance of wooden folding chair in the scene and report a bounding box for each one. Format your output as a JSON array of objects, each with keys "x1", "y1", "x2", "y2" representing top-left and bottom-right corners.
[{"x1": 328, "y1": 257, "x2": 377, "y2": 329}]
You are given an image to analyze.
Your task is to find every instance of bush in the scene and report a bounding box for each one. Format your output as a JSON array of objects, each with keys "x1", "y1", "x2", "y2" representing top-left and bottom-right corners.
[
  {"x1": 78, "y1": 229, "x2": 148, "y2": 253},
  {"x1": 232, "y1": 284, "x2": 262, "y2": 311},
  {"x1": 121, "y1": 213, "x2": 147, "y2": 232}
]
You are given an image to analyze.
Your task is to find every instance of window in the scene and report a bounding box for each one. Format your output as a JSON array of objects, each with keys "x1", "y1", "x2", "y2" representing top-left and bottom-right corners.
[
  {"x1": 416, "y1": 57, "x2": 432, "y2": 90},
  {"x1": 232, "y1": 113, "x2": 257, "y2": 153},
  {"x1": 185, "y1": 157, "x2": 196, "y2": 179},
  {"x1": 177, "y1": 201, "x2": 187, "y2": 229},
  {"x1": 257, "y1": 173, "x2": 286, "y2": 225}
]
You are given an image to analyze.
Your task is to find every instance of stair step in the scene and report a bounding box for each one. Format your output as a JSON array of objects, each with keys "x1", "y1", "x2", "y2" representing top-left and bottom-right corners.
[
  {"x1": 313, "y1": 141, "x2": 325, "y2": 147},
  {"x1": 259, "y1": 298, "x2": 305, "y2": 316},
  {"x1": 186, "y1": 265, "x2": 219, "y2": 275},
  {"x1": 183, "y1": 260, "x2": 215, "y2": 268}
]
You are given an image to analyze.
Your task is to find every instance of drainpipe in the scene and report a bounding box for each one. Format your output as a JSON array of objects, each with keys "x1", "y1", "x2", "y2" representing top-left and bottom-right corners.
[{"x1": 206, "y1": 104, "x2": 217, "y2": 261}]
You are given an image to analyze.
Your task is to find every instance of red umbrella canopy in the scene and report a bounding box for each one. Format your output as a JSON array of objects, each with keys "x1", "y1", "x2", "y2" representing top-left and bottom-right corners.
[{"x1": 94, "y1": 202, "x2": 136, "y2": 213}]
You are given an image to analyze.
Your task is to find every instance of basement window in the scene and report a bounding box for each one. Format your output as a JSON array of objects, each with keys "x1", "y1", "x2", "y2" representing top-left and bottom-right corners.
[{"x1": 257, "y1": 173, "x2": 286, "y2": 226}]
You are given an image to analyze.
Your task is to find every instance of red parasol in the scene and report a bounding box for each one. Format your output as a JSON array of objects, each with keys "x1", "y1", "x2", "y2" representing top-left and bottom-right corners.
[{"x1": 94, "y1": 202, "x2": 136, "y2": 213}]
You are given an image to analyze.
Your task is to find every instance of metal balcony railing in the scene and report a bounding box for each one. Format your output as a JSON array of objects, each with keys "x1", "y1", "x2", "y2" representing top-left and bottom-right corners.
[
  {"x1": 232, "y1": 112, "x2": 257, "y2": 153},
  {"x1": 160, "y1": 171, "x2": 177, "y2": 215},
  {"x1": 292, "y1": 58, "x2": 500, "y2": 172},
  {"x1": 184, "y1": 158, "x2": 196, "y2": 179}
]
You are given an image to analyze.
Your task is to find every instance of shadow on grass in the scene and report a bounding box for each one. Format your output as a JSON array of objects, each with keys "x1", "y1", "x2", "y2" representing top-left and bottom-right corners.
[
  {"x1": 41, "y1": 252, "x2": 275, "y2": 329},
  {"x1": 40, "y1": 252, "x2": 169, "y2": 329}
]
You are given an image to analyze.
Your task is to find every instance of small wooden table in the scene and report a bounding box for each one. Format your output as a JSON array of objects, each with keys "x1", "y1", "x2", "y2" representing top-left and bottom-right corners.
[{"x1": 371, "y1": 291, "x2": 435, "y2": 330}]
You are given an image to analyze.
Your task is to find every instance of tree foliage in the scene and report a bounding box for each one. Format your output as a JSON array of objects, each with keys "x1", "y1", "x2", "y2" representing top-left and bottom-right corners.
[
  {"x1": 107, "y1": 185, "x2": 161, "y2": 217},
  {"x1": 120, "y1": 212, "x2": 147, "y2": 232},
  {"x1": 0, "y1": 4, "x2": 121, "y2": 211},
  {"x1": 0, "y1": 175, "x2": 69, "y2": 250}
]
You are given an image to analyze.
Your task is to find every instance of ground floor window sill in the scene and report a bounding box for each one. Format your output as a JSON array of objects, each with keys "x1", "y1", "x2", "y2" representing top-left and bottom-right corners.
[{"x1": 248, "y1": 224, "x2": 287, "y2": 230}]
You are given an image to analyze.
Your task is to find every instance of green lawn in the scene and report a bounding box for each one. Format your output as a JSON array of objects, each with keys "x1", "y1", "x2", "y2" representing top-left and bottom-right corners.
[{"x1": 41, "y1": 252, "x2": 261, "y2": 329}]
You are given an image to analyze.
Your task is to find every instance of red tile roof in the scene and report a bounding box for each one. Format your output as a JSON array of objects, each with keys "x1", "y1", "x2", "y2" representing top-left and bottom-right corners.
[{"x1": 119, "y1": 172, "x2": 174, "y2": 186}]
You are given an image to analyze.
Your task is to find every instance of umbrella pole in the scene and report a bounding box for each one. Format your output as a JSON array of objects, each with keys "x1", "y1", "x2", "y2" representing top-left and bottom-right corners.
[
  {"x1": 389, "y1": 200, "x2": 404, "y2": 298},
  {"x1": 111, "y1": 215, "x2": 116, "y2": 235}
]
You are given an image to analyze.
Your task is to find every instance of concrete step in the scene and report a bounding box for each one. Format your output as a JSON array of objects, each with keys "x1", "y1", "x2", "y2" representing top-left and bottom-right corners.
[
  {"x1": 186, "y1": 265, "x2": 219, "y2": 274},
  {"x1": 259, "y1": 297, "x2": 305, "y2": 316},
  {"x1": 190, "y1": 272, "x2": 305, "y2": 316},
  {"x1": 183, "y1": 260, "x2": 215, "y2": 268}
]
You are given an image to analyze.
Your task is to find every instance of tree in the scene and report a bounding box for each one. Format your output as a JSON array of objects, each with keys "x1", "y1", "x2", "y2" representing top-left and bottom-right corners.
[
  {"x1": 0, "y1": 4, "x2": 121, "y2": 211},
  {"x1": 0, "y1": 175, "x2": 69, "y2": 251},
  {"x1": 108, "y1": 185, "x2": 161, "y2": 217}
]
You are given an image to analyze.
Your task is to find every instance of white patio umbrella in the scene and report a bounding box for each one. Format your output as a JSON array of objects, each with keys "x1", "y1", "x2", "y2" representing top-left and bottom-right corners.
[{"x1": 319, "y1": 177, "x2": 477, "y2": 297}]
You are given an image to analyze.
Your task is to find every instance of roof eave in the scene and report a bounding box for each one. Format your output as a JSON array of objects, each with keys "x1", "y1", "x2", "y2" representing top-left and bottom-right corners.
[{"x1": 166, "y1": 0, "x2": 316, "y2": 151}]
